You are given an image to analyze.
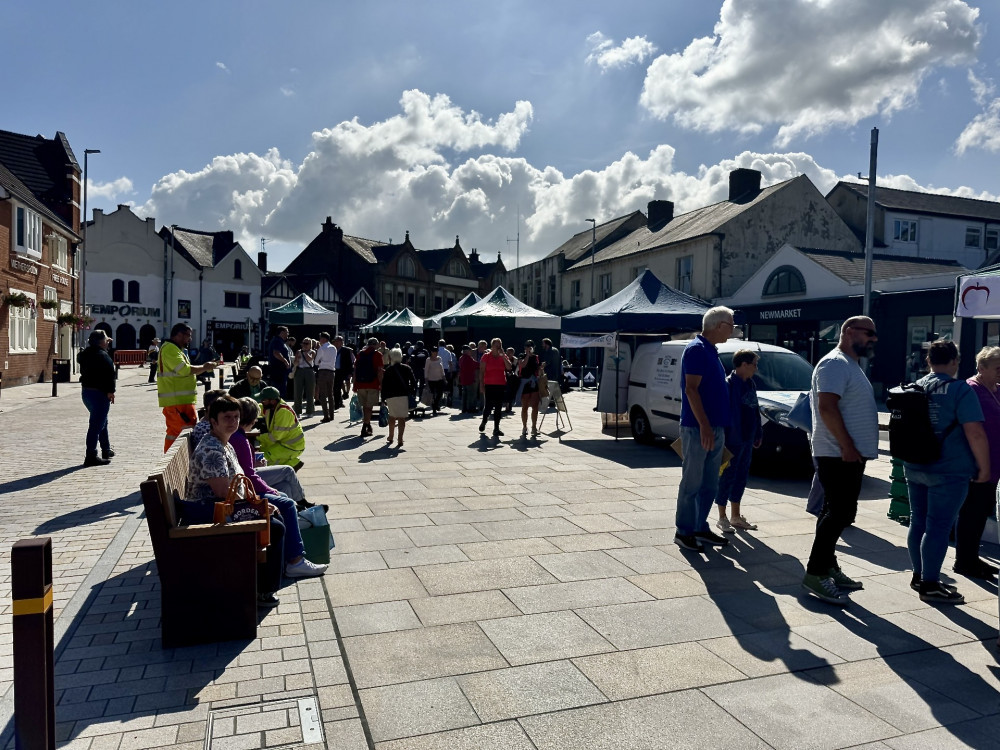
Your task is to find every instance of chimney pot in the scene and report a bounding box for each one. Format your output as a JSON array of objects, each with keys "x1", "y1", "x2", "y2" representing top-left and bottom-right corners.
[
  {"x1": 258, "y1": 251, "x2": 268, "y2": 273},
  {"x1": 729, "y1": 168, "x2": 762, "y2": 202}
]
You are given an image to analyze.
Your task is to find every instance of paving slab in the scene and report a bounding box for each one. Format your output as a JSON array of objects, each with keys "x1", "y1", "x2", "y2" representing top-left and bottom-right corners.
[
  {"x1": 477, "y1": 611, "x2": 614, "y2": 666},
  {"x1": 359, "y1": 677, "x2": 480, "y2": 742}
]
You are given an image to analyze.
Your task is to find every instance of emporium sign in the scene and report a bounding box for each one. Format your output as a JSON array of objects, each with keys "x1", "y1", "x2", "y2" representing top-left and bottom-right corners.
[{"x1": 91, "y1": 303, "x2": 161, "y2": 317}]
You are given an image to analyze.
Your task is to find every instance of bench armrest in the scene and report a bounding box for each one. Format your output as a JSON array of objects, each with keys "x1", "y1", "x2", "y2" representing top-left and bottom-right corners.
[{"x1": 168, "y1": 519, "x2": 268, "y2": 539}]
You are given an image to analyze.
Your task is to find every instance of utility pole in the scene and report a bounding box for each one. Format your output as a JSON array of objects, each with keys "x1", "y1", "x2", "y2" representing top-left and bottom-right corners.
[
  {"x1": 863, "y1": 127, "x2": 879, "y2": 318},
  {"x1": 587, "y1": 218, "x2": 597, "y2": 304},
  {"x1": 80, "y1": 148, "x2": 100, "y2": 352}
]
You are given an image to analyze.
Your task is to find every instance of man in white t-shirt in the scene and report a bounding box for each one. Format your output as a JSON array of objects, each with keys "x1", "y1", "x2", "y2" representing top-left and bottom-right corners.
[{"x1": 802, "y1": 316, "x2": 879, "y2": 605}]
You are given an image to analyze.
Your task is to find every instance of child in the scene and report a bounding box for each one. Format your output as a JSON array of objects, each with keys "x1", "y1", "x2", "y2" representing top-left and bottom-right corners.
[{"x1": 716, "y1": 349, "x2": 763, "y2": 532}]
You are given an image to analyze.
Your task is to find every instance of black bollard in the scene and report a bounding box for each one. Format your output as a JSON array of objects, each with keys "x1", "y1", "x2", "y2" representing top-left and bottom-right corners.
[
  {"x1": 218, "y1": 366, "x2": 224, "y2": 389},
  {"x1": 12, "y1": 537, "x2": 55, "y2": 750},
  {"x1": 51, "y1": 369, "x2": 57, "y2": 397}
]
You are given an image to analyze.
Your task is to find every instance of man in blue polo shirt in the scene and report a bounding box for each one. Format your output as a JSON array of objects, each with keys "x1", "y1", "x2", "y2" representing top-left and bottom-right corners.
[{"x1": 675, "y1": 306, "x2": 736, "y2": 553}]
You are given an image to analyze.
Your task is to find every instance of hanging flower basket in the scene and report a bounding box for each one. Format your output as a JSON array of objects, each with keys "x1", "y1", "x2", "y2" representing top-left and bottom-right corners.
[
  {"x1": 38, "y1": 299, "x2": 59, "y2": 310},
  {"x1": 57, "y1": 313, "x2": 94, "y2": 330},
  {"x1": 4, "y1": 292, "x2": 30, "y2": 308}
]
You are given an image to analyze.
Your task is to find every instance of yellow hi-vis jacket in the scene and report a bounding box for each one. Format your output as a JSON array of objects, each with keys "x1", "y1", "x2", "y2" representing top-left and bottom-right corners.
[
  {"x1": 157, "y1": 341, "x2": 198, "y2": 408},
  {"x1": 258, "y1": 400, "x2": 305, "y2": 466}
]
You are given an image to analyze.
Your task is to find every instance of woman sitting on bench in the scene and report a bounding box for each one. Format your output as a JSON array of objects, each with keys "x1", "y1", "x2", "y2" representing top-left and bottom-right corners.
[{"x1": 183, "y1": 396, "x2": 326, "y2": 608}]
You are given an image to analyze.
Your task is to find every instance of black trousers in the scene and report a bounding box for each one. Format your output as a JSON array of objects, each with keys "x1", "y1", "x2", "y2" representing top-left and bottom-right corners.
[
  {"x1": 806, "y1": 457, "x2": 865, "y2": 576},
  {"x1": 482, "y1": 384, "x2": 505, "y2": 432},
  {"x1": 334, "y1": 371, "x2": 349, "y2": 408},
  {"x1": 259, "y1": 514, "x2": 286, "y2": 595},
  {"x1": 955, "y1": 480, "x2": 996, "y2": 567}
]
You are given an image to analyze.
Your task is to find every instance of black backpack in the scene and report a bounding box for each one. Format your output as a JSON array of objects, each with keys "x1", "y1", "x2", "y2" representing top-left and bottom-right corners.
[
  {"x1": 886, "y1": 378, "x2": 957, "y2": 464},
  {"x1": 355, "y1": 350, "x2": 376, "y2": 382}
]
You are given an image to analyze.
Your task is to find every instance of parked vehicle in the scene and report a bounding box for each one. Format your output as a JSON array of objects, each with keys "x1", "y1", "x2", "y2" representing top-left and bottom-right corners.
[{"x1": 627, "y1": 339, "x2": 813, "y2": 473}]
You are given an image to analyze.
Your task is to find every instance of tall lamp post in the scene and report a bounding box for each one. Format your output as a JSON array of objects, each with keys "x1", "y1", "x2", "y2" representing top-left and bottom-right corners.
[
  {"x1": 80, "y1": 148, "x2": 100, "y2": 350},
  {"x1": 587, "y1": 218, "x2": 596, "y2": 304}
]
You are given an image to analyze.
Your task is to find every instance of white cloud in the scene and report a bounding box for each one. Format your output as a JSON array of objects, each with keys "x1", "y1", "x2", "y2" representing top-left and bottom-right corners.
[
  {"x1": 586, "y1": 31, "x2": 657, "y2": 71},
  {"x1": 640, "y1": 0, "x2": 981, "y2": 146},
  {"x1": 280, "y1": 86, "x2": 295, "y2": 97},
  {"x1": 968, "y1": 69, "x2": 995, "y2": 105},
  {"x1": 136, "y1": 87, "x2": 997, "y2": 270},
  {"x1": 955, "y1": 97, "x2": 1000, "y2": 154},
  {"x1": 87, "y1": 176, "x2": 134, "y2": 202},
  {"x1": 216, "y1": 61, "x2": 229, "y2": 73}
]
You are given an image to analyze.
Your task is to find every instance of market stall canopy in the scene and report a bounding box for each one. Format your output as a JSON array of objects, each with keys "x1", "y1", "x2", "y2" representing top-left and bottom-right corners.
[
  {"x1": 956, "y1": 270, "x2": 1000, "y2": 318},
  {"x1": 361, "y1": 309, "x2": 396, "y2": 333},
  {"x1": 424, "y1": 292, "x2": 482, "y2": 329},
  {"x1": 562, "y1": 269, "x2": 711, "y2": 334},
  {"x1": 376, "y1": 308, "x2": 424, "y2": 336},
  {"x1": 268, "y1": 293, "x2": 339, "y2": 327},
  {"x1": 442, "y1": 286, "x2": 560, "y2": 330}
]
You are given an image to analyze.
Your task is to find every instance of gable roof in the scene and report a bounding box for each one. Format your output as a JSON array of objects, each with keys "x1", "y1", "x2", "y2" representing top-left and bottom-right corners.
[
  {"x1": 798, "y1": 247, "x2": 965, "y2": 284},
  {"x1": 0, "y1": 162, "x2": 80, "y2": 239},
  {"x1": 547, "y1": 211, "x2": 645, "y2": 262},
  {"x1": 158, "y1": 226, "x2": 238, "y2": 269},
  {"x1": 0, "y1": 129, "x2": 80, "y2": 237},
  {"x1": 831, "y1": 181, "x2": 1000, "y2": 223},
  {"x1": 567, "y1": 178, "x2": 797, "y2": 271}
]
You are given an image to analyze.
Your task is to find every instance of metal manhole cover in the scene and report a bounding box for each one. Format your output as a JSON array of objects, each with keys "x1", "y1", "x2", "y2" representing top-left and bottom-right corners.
[{"x1": 206, "y1": 696, "x2": 324, "y2": 749}]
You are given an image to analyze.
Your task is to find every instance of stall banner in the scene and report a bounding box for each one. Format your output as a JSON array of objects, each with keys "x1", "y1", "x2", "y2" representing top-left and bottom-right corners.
[
  {"x1": 956, "y1": 276, "x2": 1000, "y2": 318},
  {"x1": 596, "y1": 341, "x2": 632, "y2": 415},
  {"x1": 560, "y1": 332, "x2": 617, "y2": 349}
]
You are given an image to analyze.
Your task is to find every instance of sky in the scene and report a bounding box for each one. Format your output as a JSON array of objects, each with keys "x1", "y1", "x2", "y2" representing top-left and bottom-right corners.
[{"x1": 6, "y1": 0, "x2": 1000, "y2": 271}]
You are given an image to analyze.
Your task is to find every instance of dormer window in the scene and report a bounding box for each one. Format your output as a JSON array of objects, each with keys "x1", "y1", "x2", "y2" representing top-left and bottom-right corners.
[
  {"x1": 399, "y1": 256, "x2": 416, "y2": 278},
  {"x1": 447, "y1": 259, "x2": 467, "y2": 277},
  {"x1": 763, "y1": 266, "x2": 806, "y2": 297}
]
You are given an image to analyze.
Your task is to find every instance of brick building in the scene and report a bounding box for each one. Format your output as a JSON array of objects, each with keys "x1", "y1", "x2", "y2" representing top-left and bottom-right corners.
[{"x1": 0, "y1": 130, "x2": 82, "y2": 387}]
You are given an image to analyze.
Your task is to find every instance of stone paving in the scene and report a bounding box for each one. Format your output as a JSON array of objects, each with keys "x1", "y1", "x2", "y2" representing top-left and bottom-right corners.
[{"x1": 0, "y1": 366, "x2": 998, "y2": 749}]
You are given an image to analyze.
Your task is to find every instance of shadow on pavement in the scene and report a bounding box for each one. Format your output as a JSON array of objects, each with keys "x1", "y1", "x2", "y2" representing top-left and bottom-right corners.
[
  {"x1": 0, "y1": 466, "x2": 82, "y2": 495},
  {"x1": 323, "y1": 435, "x2": 366, "y2": 452},
  {"x1": 560, "y1": 438, "x2": 680, "y2": 469},
  {"x1": 34, "y1": 492, "x2": 141, "y2": 535}
]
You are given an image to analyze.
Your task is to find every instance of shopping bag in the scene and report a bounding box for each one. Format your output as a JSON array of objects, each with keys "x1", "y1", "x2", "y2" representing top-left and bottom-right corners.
[
  {"x1": 298, "y1": 505, "x2": 334, "y2": 564},
  {"x1": 786, "y1": 391, "x2": 812, "y2": 432},
  {"x1": 421, "y1": 384, "x2": 433, "y2": 406},
  {"x1": 212, "y1": 474, "x2": 271, "y2": 547},
  {"x1": 349, "y1": 394, "x2": 362, "y2": 422},
  {"x1": 378, "y1": 402, "x2": 389, "y2": 428}
]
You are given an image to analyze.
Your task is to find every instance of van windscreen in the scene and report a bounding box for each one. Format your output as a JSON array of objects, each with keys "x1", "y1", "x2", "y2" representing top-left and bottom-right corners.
[{"x1": 721, "y1": 351, "x2": 813, "y2": 391}]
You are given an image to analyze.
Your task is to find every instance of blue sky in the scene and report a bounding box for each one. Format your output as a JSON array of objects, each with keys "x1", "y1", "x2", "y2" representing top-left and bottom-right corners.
[{"x1": 7, "y1": 0, "x2": 1000, "y2": 269}]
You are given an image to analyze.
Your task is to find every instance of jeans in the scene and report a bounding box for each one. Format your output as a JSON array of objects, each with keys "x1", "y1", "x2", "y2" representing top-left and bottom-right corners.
[
  {"x1": 675, "y1": 425, "x2": 725, "y2": 536},
  {"x1": 905, "y1": 471, "x2": 969, "y2": 582},
  {"x1": 262, "y1": 493, "x2": 306, "y2": 563},
  {"x1": 955, "y1": 479, "x2": 997, "y2": 567},
  {"x1": 81, "y1": 387, "x2": 111, "y2": 455},
  {"x1": 806, "y1": 457, "x2": 865, "y2": 576},
  {"x1": 715, "y1": 442, "x2": 753, "y2": 508}
]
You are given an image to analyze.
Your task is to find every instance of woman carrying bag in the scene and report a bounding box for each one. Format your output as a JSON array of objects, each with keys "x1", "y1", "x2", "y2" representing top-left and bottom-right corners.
[
  {"x1": 381, "y1": 347, "x2": 416, "y2": 448},
  {"x1": 516, "y1": 340, "x2": 542, "y2": 437}
]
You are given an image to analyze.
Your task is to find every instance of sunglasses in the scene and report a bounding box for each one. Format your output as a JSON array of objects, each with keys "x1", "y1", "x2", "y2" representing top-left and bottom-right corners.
[{"x1": 850, "y1": 327, "x2": 878, "y2": 337}]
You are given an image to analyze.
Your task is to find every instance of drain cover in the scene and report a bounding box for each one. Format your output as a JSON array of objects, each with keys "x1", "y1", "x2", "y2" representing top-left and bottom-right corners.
[{"x1": 205, "y1": 695, "x2": 324, "y2": 748}]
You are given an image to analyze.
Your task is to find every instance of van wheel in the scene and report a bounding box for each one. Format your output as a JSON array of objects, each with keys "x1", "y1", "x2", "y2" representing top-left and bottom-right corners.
[{"x1": 630, "y1": 407, "x2": 654, "y2": 444}]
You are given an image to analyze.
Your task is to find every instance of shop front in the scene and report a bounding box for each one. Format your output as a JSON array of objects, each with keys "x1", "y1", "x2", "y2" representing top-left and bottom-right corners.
[{"x1": 207, "y1": 319, "x2": 258, "y2": 362}]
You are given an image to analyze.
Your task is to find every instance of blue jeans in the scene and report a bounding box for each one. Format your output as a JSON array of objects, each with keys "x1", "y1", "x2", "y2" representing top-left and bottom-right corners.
[
  {"x1": 715, "y1": 442, "x2": 753, "y2": 508},
  {"x1": 905, "y1": 471, "x2": 969, "y2": 583},
  {"x1": 81, "y1": 387, "x2": 111, "y2": 455},
  {"x1": 675, "y1": 425, "x2": 725, "y2": 536},
  {"x1": 262, "y1": 493, "x2": 306, "y2": 563}
]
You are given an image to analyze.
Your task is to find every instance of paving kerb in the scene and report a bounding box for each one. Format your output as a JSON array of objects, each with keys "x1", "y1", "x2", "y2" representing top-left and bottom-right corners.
[{"x1": 0, "y1": 371, "x2": 998, "y2": 748}]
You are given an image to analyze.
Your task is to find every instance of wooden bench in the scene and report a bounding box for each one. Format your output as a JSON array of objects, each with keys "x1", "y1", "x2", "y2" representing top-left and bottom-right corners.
[{"x1": 140, "y1": 432, "x2": 267, "y2": 648}]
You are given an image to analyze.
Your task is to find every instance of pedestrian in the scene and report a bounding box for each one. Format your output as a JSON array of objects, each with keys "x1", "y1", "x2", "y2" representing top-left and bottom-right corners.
[
  {"x1": 78, "y1": 329, "x2": 117, "y2": 466},
  {"x1": 410, "y1": 341, "x2": 429, "y2": 395},
  {"x1": 158, "y1": 323, "x2": 218, "y2": 452},
  {"x1": 517, "y1": 340, "x2": 542, "y2": 437},
  {"x1": 229, "y1": 366, "x2": 269, "y2": 401},
  {"x1": 382, "y1": 347, "x2": 416, "y2": 448},
  {"x1": 268, "y1": 326, "x2": 292, "y2": 398},
  {"x1": 459, "y1": 344, "x2": 478, "y2": 413},
  {"x1": 313, "y1": 332, "x2": 337, "y2": 422},
  {"x1": 258, "y1": 386, "x2": 306, "y2": 469},
  {"x1": 292, "y1": 337, "x2": 317, "y2": 417},
  {"x1": 715, "y1": 349, "x2": 763, "y2": 533},
  {"x1": 904, "y1": 340, "x2": 990, "y2": 605},
  {"x1": 332, "y1": 335, "x2": 354, "y2": 409},
  {"x1": 801, "y1": 316, "x2": 880, "y2": 605},
  {"x1": 146, "y1": 337, "x2": 160, "y2": 383},
  {"x1": 504, "y1": 347, "x2": 519, "y2": 413},
  {"x1": 479, "y1": 338, "x2": 512, "y2": 438},
  {"x1": 438, "y1": 340, "x2": 456, "y2": 405},
  {"x1": 474, "y1": 339, "x2": 488, "y2": 411},
  {"x1": 673, "y1": 307, "x2": 735, "y2": 553},
  {"x1": 354, "y1": 337, "x2": 384, "y2": 437},
  {"x1": 955, "y1": 346, "x2": 1000, "y2": 579},
  {"x1": 424, "y1": 347, "x2": 447, "y2": 414},
  {"x1": 540, "y1": 337, "x2": 561, "y2": 406}
]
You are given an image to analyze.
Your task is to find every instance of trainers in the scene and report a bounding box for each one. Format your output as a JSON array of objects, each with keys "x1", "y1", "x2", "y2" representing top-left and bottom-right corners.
[
  {"x1": 693, "y1": 529, "x2": 729, "y2": 547},
  {"x1": 716, "y1": 516, "x2": 735, "y2": 534},
  {"x1": 731, "y1": 515, "x2": 757, "y2": 531},
  {"x1": 479, "y1": 418, "x2": 487, "y2": 433},
  {"x1": 83, "y1": 454, "x2": 110, "y2": 467},
  {"x1": 919, "y1": 581, "x2": 964, "y2": 604},
  {"x1": 953, "y1": 560, "x2": 998, "y2": 579},
  {"x1": 828, "y1": 566, "x2": 863, "y2": 590},
  {"x1": 909, "y1": 574, "x2": 921, "y2": 592},
  {"x1": 801, "y1": 574, "x2": 849, "y2": 605},
  {"x1": 101, "y1": 448, "x2": 116, "y2": 460},
  {"x1": 285, "y1": 558, "x2": 328, "y2": 578},
  {"x1": 257, "y1": 592, "x2": 280, "y2": 608},
  {"x1": 674, "y1": 533, "x2": 705, "y2": 552},
  {"x1": 493, "y1": 429, "x2": 504, "y2": 437}
]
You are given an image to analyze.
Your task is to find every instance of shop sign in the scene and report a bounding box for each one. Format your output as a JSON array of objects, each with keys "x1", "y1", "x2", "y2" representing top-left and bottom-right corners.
[
  {"x1": 210, "y1": 321, "x2": 254, "y2": 331},
  {"x1": 10, "y1": 256, "x2": 39, "y2": 275},
  {"x1": 91, "y1": 303, "x2": 161, "y2": 317},
  {"x1": 51, "y1": 272, "x2": 70, "y2": 286},
  {"x1": 758, "y1": 308, "x2": 802, "y2": 321}
]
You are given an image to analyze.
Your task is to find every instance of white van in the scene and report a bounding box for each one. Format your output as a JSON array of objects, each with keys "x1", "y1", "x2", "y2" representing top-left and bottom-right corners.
[{"x1": 627, "y1": 339, "x2": 814, "y2": 472}]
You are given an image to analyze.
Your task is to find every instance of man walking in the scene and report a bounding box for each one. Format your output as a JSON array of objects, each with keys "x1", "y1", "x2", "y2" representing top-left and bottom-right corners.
[
  {"x1": 333, "y1": 335, "x2": 354, "y2": 409},
  {"x1": 674, "y1": 307, "x2": 736, "y2": 553},
  {"x1": 354, "y1": 337, "x2": 384, "y2": 437},
  {"x1": 801, "y1": 316, "x2": 880, "y2": 605},
  {"x1": 158, "y1": 323, "x2": 218, "y2": 452},
  {"x1": 314, "y1": 332, "x2": 337, "y2": 422},
  {"x1": 268, "y1": 326, "x2": 292, "y2": 398}
]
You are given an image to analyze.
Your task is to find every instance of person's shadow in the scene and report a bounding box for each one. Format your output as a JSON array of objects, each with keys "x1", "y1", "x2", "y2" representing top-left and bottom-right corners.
[{"x1": 0, "y1": 466, "x2": 81, "y2": 495}]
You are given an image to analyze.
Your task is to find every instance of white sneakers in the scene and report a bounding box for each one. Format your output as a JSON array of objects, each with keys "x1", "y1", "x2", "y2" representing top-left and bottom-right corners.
[{"x1": 285, "y1": 558, "x2": 328, "y2": 578}]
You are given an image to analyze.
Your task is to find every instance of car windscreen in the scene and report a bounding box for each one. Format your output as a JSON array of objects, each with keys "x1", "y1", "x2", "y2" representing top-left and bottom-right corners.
[{"x1": 721, "y1": 351, "x2": 813, "y2": 391}]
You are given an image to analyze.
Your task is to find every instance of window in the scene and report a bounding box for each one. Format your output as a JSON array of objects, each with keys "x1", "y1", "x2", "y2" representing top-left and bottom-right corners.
[
  {"x1": 352, "y1": 304, "x2": 367, "y2": 319},
  {"x1": 571, "y1": 279, "x2": 581, "y2": 309},
  {"x1": 632, "y1": 265, "x2": 647, "y2": 279},
  {"x1": 127, "y1": 280, "x2": 140, "y2": 303},
  {"x1": 14, "y1": 206, "x2": 42, "y2": 258},
  {"x1": 407, "y1": 291, "x2": 415, "y2": 308},
  {"x1": 8, "y1": 290, "x2": 37, "y2": 353},
  {"x1": 893, "y1": 220, "x2": 918, "y2": 243},
  {"x1": 42, "y1": 286, "x2": 58, "y2": 321},
  {"x1": 548, "y1": 275, "x2": 556, "y2": 306},
  {"x1": 447, "y1": 259, "x2": 467, "y2": 277},
  {"x1": 224, "y1": 291, "x2": 251, "y2": 308},
  {"x1": 384, "y1": 284, "x2": 394, "y2": 307},
  {"x1": 599, "y1": 273, "x2": 612, "y2": 300},
  {"x1": 521, "y1": 283, "x2": 529, "y2": 301},
  {"x1": 399, "y1": 256, "x2": 416, "y2": 278},
  {"x1": 112, "y1": 279, "x2": 125, "y2": 302},
  {"x1": 966, "y1": 227, "x2": 983, "y2": 248},
  {"x1": 49, "y1": 235, "x2": 68, "y2": 269},
  {"x1": 234, "y1": 259, "x2": 242, "y2": 279},
  {"x1": 418, "y1": 292, "x2": 426, "y2": 314},
  {"x1": 676, "y1": 255, "x2": 693, "y2": 294},
  {"x1": 446, "y1": 296, "x2": 454, "y2": 309},
  {"x1": 763, "y1": 265, "x2": 807, "y2": 296},
  {"x1": 434, "y1": 295, "x2": 443, "y2": 311},
  {"x1": 535, "y1": 279, "x2": 542, "y2": 306},
  {"x1": 396, "y1": 291, "x2": 404, "y2": 308},
  {"x1": 987, "y1": 229, "x2": 999, "y2": 252}
]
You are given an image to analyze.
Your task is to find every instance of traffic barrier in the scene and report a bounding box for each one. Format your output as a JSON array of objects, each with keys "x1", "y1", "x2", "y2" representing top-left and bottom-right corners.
[
  {"x1": 112, "y1": 350, "x2": 147, "y2": 366},
  {"x1": 12, "y1": 537, "x2": 56, "y2": 749}
]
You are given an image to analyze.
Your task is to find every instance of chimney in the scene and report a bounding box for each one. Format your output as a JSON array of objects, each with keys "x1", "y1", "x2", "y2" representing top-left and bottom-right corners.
[
  {"x1": 258, "y1": 251, "x2": 268, "y2": 273},
  {"x1": 729, "y1": 168, "x2": 762, "y2": 202},
  {"x1": 469, "y1": 248, "x2": 479, "y2": 263},
  {"x1": 647, "y1": 200, "x2": 674, "y2": 228}
]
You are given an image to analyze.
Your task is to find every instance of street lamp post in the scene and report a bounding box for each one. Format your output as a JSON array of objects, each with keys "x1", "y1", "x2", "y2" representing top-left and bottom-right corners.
[
  {"x1": 80, "y1": 148, "x2": 100, "y2": 350},
  {"x1": 587, "y1": 218, "x2": 596, "y2": 304}
]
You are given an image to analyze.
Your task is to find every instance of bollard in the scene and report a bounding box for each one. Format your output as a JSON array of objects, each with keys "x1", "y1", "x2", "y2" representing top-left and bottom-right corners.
[
  {"x1": 51, "y1": 369, "x2": 57, "y2": 398},
  {"x1": 218, "y1": 366, "x2": 224, "y2": 389},
  {"x1": 12, "y1": 537, "x2": 56, "y2": 750}
]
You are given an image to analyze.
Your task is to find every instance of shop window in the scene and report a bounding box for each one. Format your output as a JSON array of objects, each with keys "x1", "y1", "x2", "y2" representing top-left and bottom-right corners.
[
  {"x1": 965, "y1": 227, "x2": 982, "y2": 248},
  {"x1": 676, "y1": 256, "x2": 693, "y2": 293},
  {"x1": 893, "y1": 220, "x2": 917, "y2": 243},
  {"x1": 127, "y1": 280, "x2": 140, "y2": 303},
  {"x1": 763, "y1": 266, "x2": 806, "y2": 297}
]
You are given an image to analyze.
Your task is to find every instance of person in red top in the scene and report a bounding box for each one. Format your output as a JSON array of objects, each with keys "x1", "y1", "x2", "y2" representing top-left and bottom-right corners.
[
  {"x1": 479, "y1": 338, "x2": 512, "y2": 438},
  {"x1": 459, "y1": 344, "x2": 479, "y2": 413},
  {"x1": 353, "y1": 337, "x2": 384, "y2": 438}
]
